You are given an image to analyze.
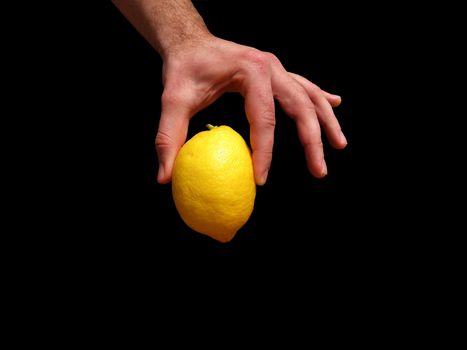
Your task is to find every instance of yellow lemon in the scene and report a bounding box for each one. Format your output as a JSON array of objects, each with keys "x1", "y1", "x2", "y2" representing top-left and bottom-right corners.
[{"x1": 172, "y1": 124, "x2": 256, "y2": 242}]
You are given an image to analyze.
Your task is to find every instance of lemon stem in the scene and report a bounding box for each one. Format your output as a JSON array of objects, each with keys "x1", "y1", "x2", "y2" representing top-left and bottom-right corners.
[{"x1": 206, "y1": 124, "x2": 217, "y2": 130}]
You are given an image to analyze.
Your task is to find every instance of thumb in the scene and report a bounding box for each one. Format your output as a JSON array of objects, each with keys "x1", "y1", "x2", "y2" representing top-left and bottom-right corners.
[{"x1": 155, "y1": 97, "x2": 190, "y2": 184}]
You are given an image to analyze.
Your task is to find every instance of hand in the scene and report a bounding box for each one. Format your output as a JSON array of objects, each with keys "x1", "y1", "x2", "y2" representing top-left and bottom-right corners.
[{"x1": 156, "y1": 36, "x2": 347, "y2": 185}]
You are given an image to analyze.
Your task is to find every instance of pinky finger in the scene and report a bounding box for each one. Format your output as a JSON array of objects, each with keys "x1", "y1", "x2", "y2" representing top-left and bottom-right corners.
[
  {"x1": 289, "y1": 72, "x2": 342, "y2": 107},
  {"x1": 322, "y1": 91, "x2": 342, "y2": 107}
]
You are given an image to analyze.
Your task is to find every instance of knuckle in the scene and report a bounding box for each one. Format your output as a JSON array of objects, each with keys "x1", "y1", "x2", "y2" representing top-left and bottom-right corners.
[
  {"x1": 298, "y1": 122, "x2": 322, "y2": 150},
  {"x1": 294, "y1": 85, "x2": 311, "y2": 104},
  {"x1": 264, "y1": 52, "x2": 281, "y2": 65},
  {"x1": 262, "y1": 115, "x2": 276, "y2": 129},
  {"x1": 308, "y1": 83, "x2": 322, "y2": 95},
  {"x1": 256, "y1": 109, "x2": 276, "y2": 129},
  {"x1": 243, "y1": 49, "x2": 271, "y2": 71},
  {"x1": 288, "y1": 95, "x2": 316, "y2": 120},
  {"x1": 155, "y1": 130, "x2": 174, "y2": 149},
  {"x1": 252, "y1": 116, "x2": 276, "y2": 131},
  {"x1": 161, "y1": 90, "x2": 181, "y2": 107},
  {"x1": 303, "y1": 139, "x2": 323, "y2": 150}
]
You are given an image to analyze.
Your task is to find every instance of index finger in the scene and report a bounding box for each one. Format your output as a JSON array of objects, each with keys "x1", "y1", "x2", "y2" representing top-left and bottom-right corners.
[{"x1": 244, "y1": 79, "x2": 275, "y2": 186}]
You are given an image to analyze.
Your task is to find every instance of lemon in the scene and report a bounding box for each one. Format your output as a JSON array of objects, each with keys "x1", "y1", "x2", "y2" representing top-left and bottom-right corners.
[{"x1": 172, "y1": 124, "x2": 256, "y2": 242}]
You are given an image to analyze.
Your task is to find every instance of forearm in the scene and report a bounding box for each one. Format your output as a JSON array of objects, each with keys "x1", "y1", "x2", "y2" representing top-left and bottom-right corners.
[{"x1": 111, "y1": 0, "x2": 210, "y2": 59}]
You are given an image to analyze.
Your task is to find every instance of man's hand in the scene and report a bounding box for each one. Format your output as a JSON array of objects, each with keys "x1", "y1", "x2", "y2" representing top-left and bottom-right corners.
[
  {"x1": 156, "y1": 37, "x2": 347, "y2": 185},
  {"x1": 112, "y1": 0, "x2": 347, "y2": 185}
]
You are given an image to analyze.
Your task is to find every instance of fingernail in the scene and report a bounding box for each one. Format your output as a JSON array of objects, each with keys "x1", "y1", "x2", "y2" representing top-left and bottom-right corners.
[
  {"x1": 258, "y1": 171, "x2": 268, "y2": 186},
  {"x1": 340, "y1": 131, "x2": 347, "y2": 145},
  {"x1": 322, "y1": 159, "x2": 328, "y2": 176},
  {"x1": 157, "y1": 163, "x2": 165, "y2": 183}
]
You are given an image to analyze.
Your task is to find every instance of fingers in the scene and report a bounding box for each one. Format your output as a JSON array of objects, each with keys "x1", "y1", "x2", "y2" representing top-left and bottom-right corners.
[
  {"x1": 272, "y1": 73, "x2": 327, "y2": 177},
  {"x1": 289, "y1": 73, "x2": 347, "y2": 149},
  {"x1": 244, "y1": 80, "x2": 275, "y2": 186},
  {"x1": 322, "y1": 91, "x2": 342, "y2": 107},
  {"x1": 289, "y1": 73, "x2": 342, "y2": 107},
  {"x1": 156, "y1": 93, "x2": 191, "y2": 184},
  {"x1": 296, "y1": 112, "x2": 327, "y2": 178}
]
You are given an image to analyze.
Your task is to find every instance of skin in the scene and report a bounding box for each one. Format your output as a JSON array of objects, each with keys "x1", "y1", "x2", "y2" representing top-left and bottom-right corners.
[{"x1": 112, "y1": 0, "x2": 347, "y2": 185}]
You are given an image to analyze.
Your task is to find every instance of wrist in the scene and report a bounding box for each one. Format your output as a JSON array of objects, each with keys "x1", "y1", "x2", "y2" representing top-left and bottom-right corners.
[{"x1": 158, "y1": 28, "x2": 212, "y2": 61}]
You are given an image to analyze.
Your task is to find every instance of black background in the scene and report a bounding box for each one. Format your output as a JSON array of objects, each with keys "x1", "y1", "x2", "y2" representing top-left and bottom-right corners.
[
  {"x1": 11, "y1": 1, "x2": 462, "y2": 333},
  {"x1": 54, "y1": 1, "x2": 423, "y2": 282},
  {"x1": 100, "y1": 2, "x2": 394, "y2": 263}
]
